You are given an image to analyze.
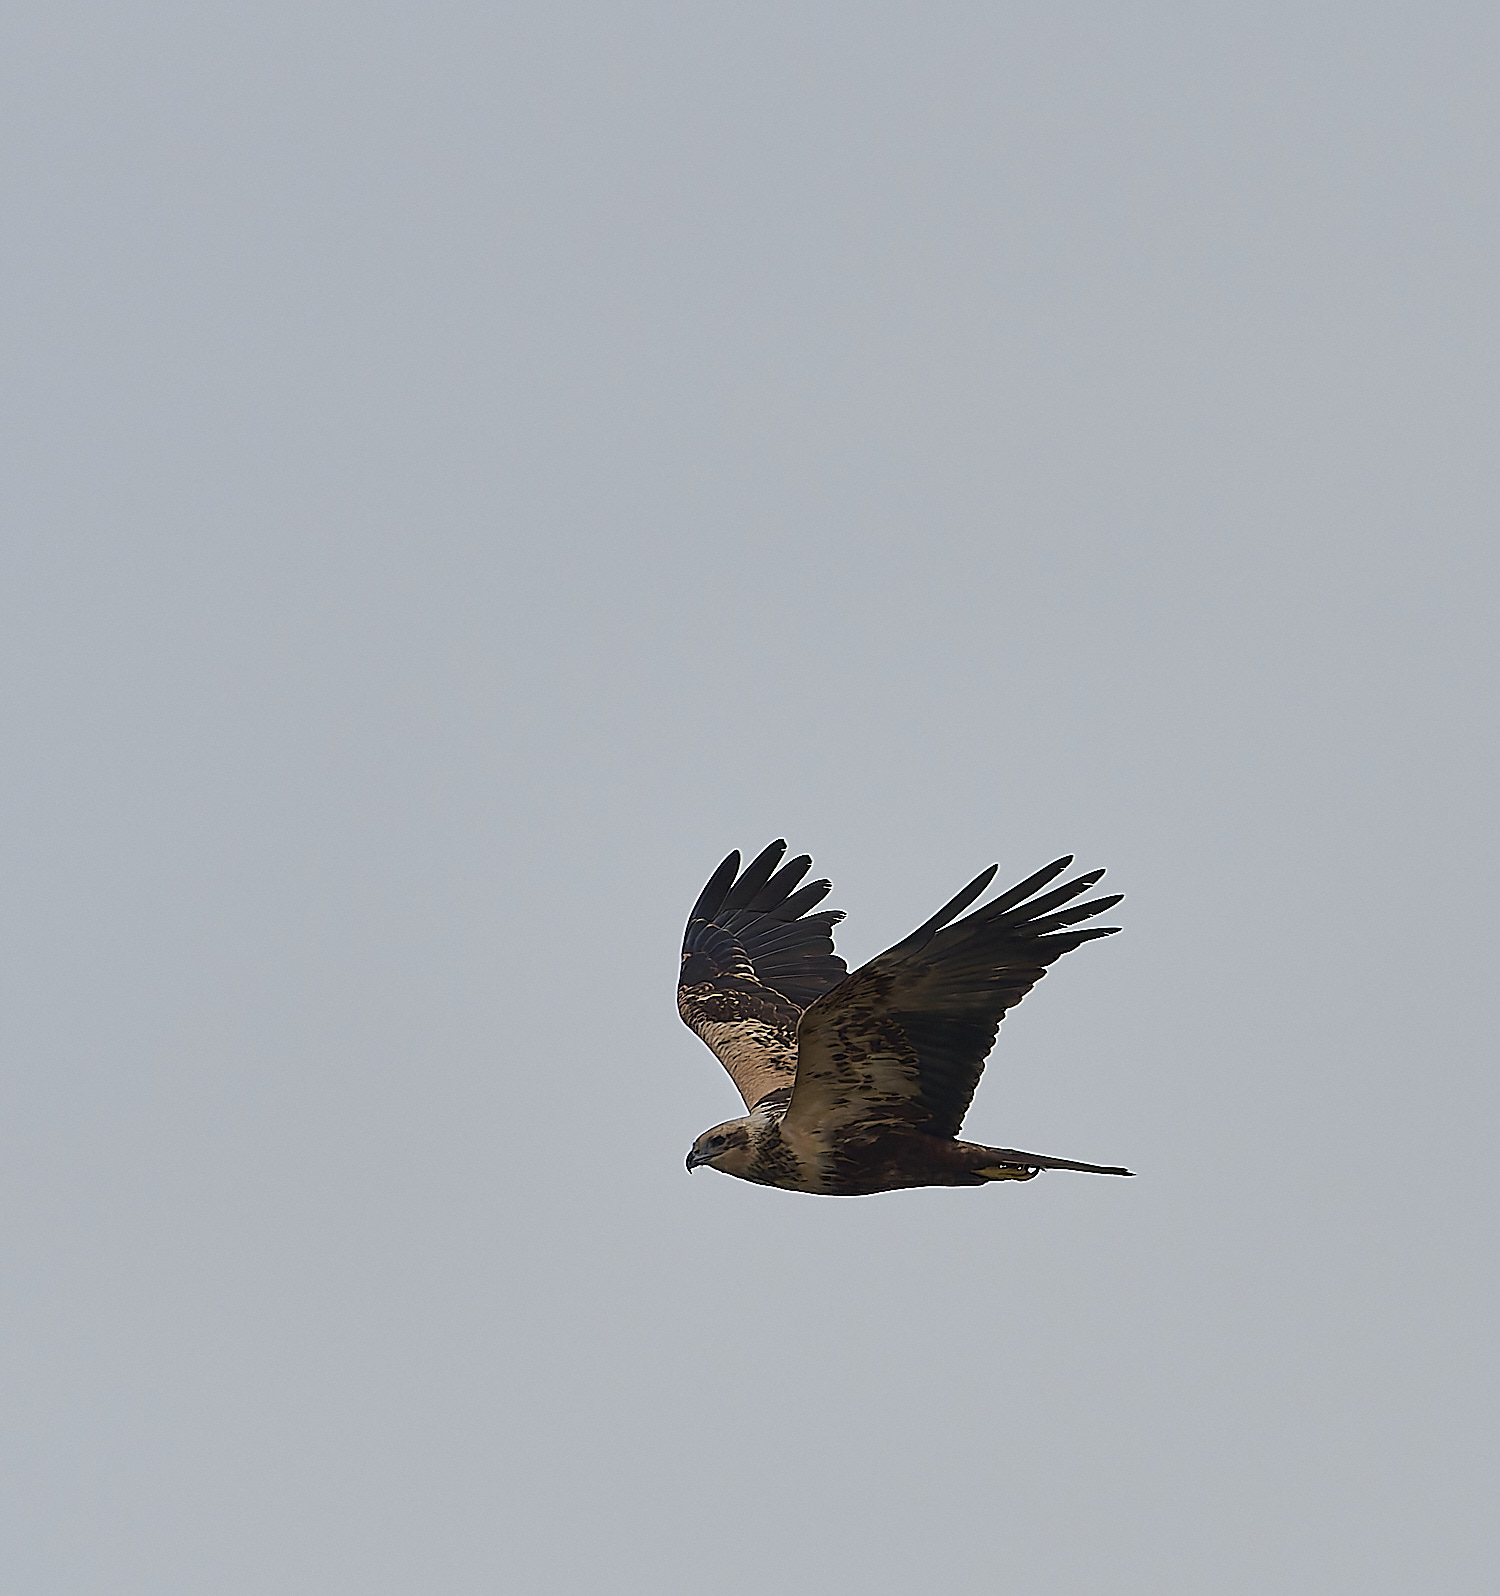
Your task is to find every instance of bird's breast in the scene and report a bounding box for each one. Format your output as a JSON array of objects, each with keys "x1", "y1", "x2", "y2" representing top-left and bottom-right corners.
[{"x1": 744, "y1": 1119, "x2": 832, "y2": 1193}]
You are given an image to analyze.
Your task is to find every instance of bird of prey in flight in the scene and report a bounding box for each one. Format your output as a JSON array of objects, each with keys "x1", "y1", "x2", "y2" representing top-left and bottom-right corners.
[{"x1": 679, "y1": 841, "x2": 1131, "y2": 1195}]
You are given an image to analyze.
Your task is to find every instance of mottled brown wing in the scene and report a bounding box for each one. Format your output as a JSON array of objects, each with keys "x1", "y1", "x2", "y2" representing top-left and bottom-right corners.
[
  {"x1": 784, "y1": 857, "x2": 1121, "y2": 1141},
  {"x1": 677, "y1": 841, "x2": 848, "y2": 1111}
]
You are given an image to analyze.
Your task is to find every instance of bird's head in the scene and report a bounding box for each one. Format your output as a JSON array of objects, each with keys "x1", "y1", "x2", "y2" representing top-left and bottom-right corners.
[{"x1": 686, "y1": 1118, "x2": 753, "y2": 1176}]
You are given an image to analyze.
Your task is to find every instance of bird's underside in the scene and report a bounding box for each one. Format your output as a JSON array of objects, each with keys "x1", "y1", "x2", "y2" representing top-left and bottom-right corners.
[{"x1": 678, "y1": 841, "x2": 1131, "y2": 1196}]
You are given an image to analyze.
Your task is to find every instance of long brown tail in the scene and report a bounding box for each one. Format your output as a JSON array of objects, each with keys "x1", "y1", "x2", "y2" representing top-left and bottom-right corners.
[{"x1": 972, "y1": 1145, "x2": 1133, "y2": 1178}]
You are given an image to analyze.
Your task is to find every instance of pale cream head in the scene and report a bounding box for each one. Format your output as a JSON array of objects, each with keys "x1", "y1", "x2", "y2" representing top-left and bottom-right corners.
[{"x1": 685, "y1": 1117, "x2": 754, "y2": 1176}]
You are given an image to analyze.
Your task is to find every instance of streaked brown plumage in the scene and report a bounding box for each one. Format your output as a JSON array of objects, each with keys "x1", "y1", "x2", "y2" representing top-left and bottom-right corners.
[{"x1": 679, "y1": 841, "x2": 1131, "y2": 1195}]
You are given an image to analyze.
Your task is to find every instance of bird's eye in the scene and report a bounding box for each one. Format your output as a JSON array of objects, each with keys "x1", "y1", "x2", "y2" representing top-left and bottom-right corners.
[{"x1": 710, "y1": 1135, "x2": 725, "y2": 1148}]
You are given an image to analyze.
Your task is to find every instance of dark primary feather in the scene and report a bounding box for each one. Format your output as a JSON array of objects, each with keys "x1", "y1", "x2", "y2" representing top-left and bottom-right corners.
[
  {"x1": 680, "y1": 841, "x2": 848, "y2": 1008},
  {"x1": 787, "y1": 859, "x2": 1122, "y2": 1141}
]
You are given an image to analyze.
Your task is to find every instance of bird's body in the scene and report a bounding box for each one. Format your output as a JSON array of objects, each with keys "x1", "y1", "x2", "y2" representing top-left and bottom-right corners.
[{"x1": 679, "y1": 841, "x2": 1131, "y2": 1195}]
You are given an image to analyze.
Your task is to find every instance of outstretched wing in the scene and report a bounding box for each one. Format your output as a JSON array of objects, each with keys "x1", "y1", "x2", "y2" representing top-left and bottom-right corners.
[
  {"x1": 678, "y1": 841, "x2": 848, "y2": 1111},
  {"x1": 784, "y1": 857, "x2": 1120, "y2": 1141}
]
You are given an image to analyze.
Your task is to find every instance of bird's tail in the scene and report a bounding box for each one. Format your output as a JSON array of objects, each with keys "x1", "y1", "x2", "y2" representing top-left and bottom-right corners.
[{"x1": 969, "y1": 1145, "x2": 1133, "y2": 1179}]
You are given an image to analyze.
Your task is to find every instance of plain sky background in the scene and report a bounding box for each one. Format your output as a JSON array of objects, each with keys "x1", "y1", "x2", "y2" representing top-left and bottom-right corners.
[{"x1": 3, "y1": 4, "x2": 1497, "y2": 1593}]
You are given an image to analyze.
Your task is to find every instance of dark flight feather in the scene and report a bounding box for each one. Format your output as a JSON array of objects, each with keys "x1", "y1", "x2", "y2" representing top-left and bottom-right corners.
[{"x1": 788, "y1": 859, "x2": 1123, "y2": 1143}]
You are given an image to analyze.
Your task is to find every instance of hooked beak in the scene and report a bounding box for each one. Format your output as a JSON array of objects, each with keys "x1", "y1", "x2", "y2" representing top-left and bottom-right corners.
[{"x1": 686, "y1": 1149, "x2": 708, "y2": 1172}]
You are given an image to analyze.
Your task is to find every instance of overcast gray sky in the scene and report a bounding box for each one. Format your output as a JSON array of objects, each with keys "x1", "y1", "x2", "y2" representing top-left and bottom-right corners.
[{"x1": 3, "y1": 4, "x2": 1496, "y2": 1593}]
